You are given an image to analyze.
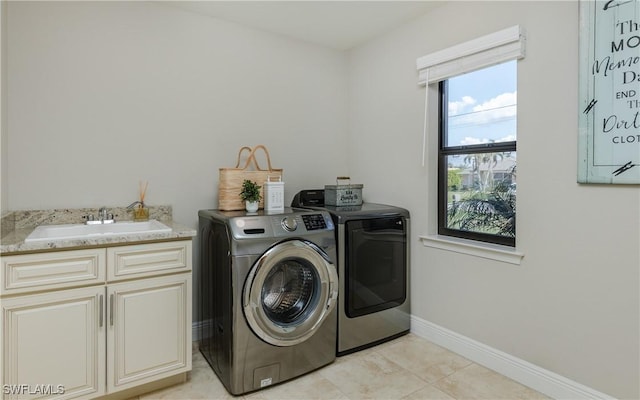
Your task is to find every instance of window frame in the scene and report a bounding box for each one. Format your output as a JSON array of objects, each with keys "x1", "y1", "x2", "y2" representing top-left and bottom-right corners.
[{"x1": 437, "y1": 79, "x2": 517, "y2": 247}]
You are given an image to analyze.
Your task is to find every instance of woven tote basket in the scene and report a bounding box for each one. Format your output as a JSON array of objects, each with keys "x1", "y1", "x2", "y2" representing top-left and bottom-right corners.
[{"x1": 218, "y1": 145, "x2": 283, "y2": 211}]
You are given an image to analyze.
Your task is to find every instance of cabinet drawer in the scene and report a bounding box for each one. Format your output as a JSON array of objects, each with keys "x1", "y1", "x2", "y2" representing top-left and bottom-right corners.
[
  {"x1": 1, "y1": 249, "x2": 106, "y2": 295},
  {"x1": 107, "y1": 241, "x2": 191, "y2": 281}
]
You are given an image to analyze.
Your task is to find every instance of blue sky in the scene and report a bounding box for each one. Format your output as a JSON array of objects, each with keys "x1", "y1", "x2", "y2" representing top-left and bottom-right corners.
[{"x1": 446, "y1": 60, "x2": 517, "y2": 147}]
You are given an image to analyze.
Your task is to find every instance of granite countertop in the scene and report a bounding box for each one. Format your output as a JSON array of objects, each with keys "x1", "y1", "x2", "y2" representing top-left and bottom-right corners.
[{"x1": 1, "y1": 205, "x2": 196, "y2": 255}]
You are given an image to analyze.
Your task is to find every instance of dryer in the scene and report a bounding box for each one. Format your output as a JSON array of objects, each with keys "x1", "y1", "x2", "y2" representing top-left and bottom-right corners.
[
  {"x1": 198, "y1": 208, "x2": 338, "y2": 395},
  {"x1": 292, "y1": 192, "x2": 410, "y2": 355}
]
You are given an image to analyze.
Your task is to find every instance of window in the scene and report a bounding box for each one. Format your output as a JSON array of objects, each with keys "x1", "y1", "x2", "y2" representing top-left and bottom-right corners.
[
  {"x1": 438, "y1": 61, "x2": 517, "y2": 246},
  {"x1": 416, "y1": 26, "x2": 524, "y2": 252}
]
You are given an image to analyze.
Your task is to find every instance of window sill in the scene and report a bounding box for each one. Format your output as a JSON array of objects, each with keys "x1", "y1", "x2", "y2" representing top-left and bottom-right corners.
[{"x1": 419, "y1": 234, "x2": 524, "y2": 265}]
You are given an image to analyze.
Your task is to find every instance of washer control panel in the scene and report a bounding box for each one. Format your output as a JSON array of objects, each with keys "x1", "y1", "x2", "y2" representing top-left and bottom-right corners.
[
  {"x1": 301, "y1": 214, "x2": 327, "y2": 230},
  {"x1": 227, "y1": 211, "x2": 333, "y2": 239}
]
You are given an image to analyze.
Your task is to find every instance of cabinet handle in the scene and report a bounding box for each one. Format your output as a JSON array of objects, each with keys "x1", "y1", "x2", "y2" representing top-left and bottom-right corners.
[
  {"x1": 99, "y1": 295, "x2": 104, "y2": 327},
  {"x1": 109, "y1": 294, "x2": 114, "y2": 326}
]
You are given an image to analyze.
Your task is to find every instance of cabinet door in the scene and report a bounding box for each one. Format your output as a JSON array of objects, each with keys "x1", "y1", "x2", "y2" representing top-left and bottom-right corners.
[
  {"x1": 1, "y1": 286, "x2": 106, "y2": 400},
  {"x1": 107, "y1": 273, "x2": 191, "y2": 393}
]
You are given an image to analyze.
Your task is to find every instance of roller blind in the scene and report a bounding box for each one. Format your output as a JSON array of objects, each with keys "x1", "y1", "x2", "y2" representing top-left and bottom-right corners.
[
  {"x1": 416, "y1": 26, "x2": 525, "y2": 165},
  {"x1": 416, "y1": 25, "x2": 525, "y2": 86}
]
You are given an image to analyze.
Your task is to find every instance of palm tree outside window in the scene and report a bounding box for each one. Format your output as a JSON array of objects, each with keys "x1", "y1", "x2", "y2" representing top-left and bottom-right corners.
[{"x1": 438, "y1": 61, "x2": 517, "y2": 247}]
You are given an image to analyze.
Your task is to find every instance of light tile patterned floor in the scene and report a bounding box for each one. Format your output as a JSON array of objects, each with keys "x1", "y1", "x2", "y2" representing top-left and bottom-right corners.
[{"x1": 138, "y1": 334, "x2": 549, "y2": 400}]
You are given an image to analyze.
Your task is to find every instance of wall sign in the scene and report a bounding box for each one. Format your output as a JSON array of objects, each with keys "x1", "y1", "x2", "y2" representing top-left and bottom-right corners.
[{"x1": 579, "y1": 0, "x2": 640, "y2": 184}]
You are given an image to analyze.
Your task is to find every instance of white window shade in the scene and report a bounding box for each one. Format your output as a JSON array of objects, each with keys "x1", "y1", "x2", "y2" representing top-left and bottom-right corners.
[{"x1": 417, "y1": 25, "x2": 525, "y2": 85}]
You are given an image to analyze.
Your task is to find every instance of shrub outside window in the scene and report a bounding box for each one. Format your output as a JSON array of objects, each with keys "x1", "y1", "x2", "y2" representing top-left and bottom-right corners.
[{"x1": 438, "y1": 61, "x2": 517, "y2": 247}]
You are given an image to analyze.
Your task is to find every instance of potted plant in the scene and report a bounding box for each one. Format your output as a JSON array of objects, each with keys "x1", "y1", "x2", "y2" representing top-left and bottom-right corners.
[{"x1": 240, "y1": 179, "x2": 262, "y2": 212}]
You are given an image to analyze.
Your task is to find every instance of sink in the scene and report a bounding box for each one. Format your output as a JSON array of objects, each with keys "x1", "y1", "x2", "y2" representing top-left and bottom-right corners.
[{"x1": 25, "y1": 220, "x2": 172, "y2": 243}]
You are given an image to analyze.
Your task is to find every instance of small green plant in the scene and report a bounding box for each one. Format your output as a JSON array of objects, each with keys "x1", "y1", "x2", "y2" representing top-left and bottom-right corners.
[{"x1": 240, "y1": 179, "x2": 262, "y2": 203}]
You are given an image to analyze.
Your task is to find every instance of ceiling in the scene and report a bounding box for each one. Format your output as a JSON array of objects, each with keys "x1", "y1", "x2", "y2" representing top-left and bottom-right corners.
[{"x1": 165, "y1": 1, "x2": 444, "y2": 50}]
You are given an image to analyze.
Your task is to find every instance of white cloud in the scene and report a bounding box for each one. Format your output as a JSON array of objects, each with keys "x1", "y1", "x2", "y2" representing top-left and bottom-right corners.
[
  {"x1": 497, "y1": 134, "x2": 516, "y2": 142},
  {"x1": 473, "y1": 91, "x2": 517, "y2": 113},
  {"x1": 460, "y1": 134, "x2": 516, "y2": 146},
  {"x1": 460, "y1": 137, "x2": 490, "y2": 145},
  {"x1": 448, "y1": 96, "x2": 476, "y2": 116},
  {"x1": 450, "y1": 91, "x2": 517, "y2": 127}
]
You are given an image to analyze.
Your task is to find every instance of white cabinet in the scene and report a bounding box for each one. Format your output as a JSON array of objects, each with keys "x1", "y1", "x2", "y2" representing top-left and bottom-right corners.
[
  {"x1": 107, "y1": 273, "x2": 191, "y2": 393},
  {"x1": 2, "y1": 286, "x2": 106, "y2": 400},
  {"x1": 1, "y1": 249, "x2": 105, "y2": 295},
  {"x1": 1, "y1": 240, "x2": 192, "y2": 400},
  {"x1": 107, "y1": 241, "x2": 190, "y2": 282}
]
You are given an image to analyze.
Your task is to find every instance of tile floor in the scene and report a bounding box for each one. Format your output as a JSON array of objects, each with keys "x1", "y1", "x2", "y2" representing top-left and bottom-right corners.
[{"x1": 139, "y1": 334, "x2": 549, "y2": 400}]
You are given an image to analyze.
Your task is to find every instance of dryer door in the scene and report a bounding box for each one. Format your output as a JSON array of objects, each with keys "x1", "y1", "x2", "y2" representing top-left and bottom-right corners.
[{"x1": 243, "y1": 239, "x2": 338, "y2": 346}]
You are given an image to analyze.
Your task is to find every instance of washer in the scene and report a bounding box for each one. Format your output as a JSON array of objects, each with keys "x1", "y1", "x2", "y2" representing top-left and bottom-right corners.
[
  {"x1": 292, "y1": 192, "x2": 410, "y2": 355},
  {"x1": 198, "y1": 208, "x2": 338, "y2": 395}
]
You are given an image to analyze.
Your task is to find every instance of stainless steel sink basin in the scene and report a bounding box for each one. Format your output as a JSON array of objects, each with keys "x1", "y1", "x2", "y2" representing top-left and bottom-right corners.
[{"x1": 25, "y1": 220, "x2": 172, "y2": 243}]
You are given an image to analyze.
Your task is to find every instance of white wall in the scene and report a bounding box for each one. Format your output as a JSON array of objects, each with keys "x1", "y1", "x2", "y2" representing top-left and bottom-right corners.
[
  {"x1": 4, "y1": 1, "x2": 639, "y2": 398},
  {"x1": 348, "y1": 1, "x2": 639, "y2": 398},
  {"x1": 4, "y1": 1, "x2": 349, "y2": 350},
  {"x1": 5, "y1": 1, "x2": 349, "y2": 225},
  {"x1": 1, "y1": 1, "x2": 7, "y2": 215}
]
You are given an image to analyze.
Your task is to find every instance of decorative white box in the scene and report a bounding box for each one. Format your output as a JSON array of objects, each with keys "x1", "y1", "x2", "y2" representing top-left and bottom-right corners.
[{"x1": 264, "y1": 176, "x2": 284, "y2": 212}]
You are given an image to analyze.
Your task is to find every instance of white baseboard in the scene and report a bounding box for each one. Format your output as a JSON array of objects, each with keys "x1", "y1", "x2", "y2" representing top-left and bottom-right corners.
[
  {"x1": 410, "y1": 316, "x2": 615, "y2": 400},
  {"x1": 191, "y1": 316, "x2": 615, "y2": 399}
]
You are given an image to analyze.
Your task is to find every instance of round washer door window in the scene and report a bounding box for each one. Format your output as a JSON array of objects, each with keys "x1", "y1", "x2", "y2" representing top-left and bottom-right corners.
[{"x1": 243, "y1": 240, "x2": 338, "y2": 346}]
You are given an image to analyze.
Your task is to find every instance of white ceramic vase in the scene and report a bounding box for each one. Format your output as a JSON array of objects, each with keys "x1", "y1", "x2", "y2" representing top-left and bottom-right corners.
[{"x1": 245, "y1": 201, "x2": 259, "y2": 213}]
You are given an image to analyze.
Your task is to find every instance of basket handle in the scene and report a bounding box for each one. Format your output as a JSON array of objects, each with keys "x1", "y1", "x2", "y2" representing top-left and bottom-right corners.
[
  {"x1": 240, "y1": 145, "x2": 276, "y2": 171},
  {"x1": 234, "y1": 146, "x2": 254, "y2": 168}
]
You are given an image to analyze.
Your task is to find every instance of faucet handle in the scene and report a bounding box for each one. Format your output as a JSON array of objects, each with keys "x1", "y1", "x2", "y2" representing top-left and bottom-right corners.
[{"x1": 84, "y1": 214, "x2": 101, "y2": 225}]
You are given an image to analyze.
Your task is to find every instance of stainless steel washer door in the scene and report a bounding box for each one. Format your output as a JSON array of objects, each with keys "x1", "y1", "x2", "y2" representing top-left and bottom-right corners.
[{"x1": 243, "y1": 240, "x2": 338, "y2": 346}]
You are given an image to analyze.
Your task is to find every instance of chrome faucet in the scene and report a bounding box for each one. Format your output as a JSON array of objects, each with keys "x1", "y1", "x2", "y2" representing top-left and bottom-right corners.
[
  {"x1": 85, "y1": 207, "x2": 115, "y2": 224},
  {"x1": 99, "y1": 207, "x2": 115, "y2": 224}
]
